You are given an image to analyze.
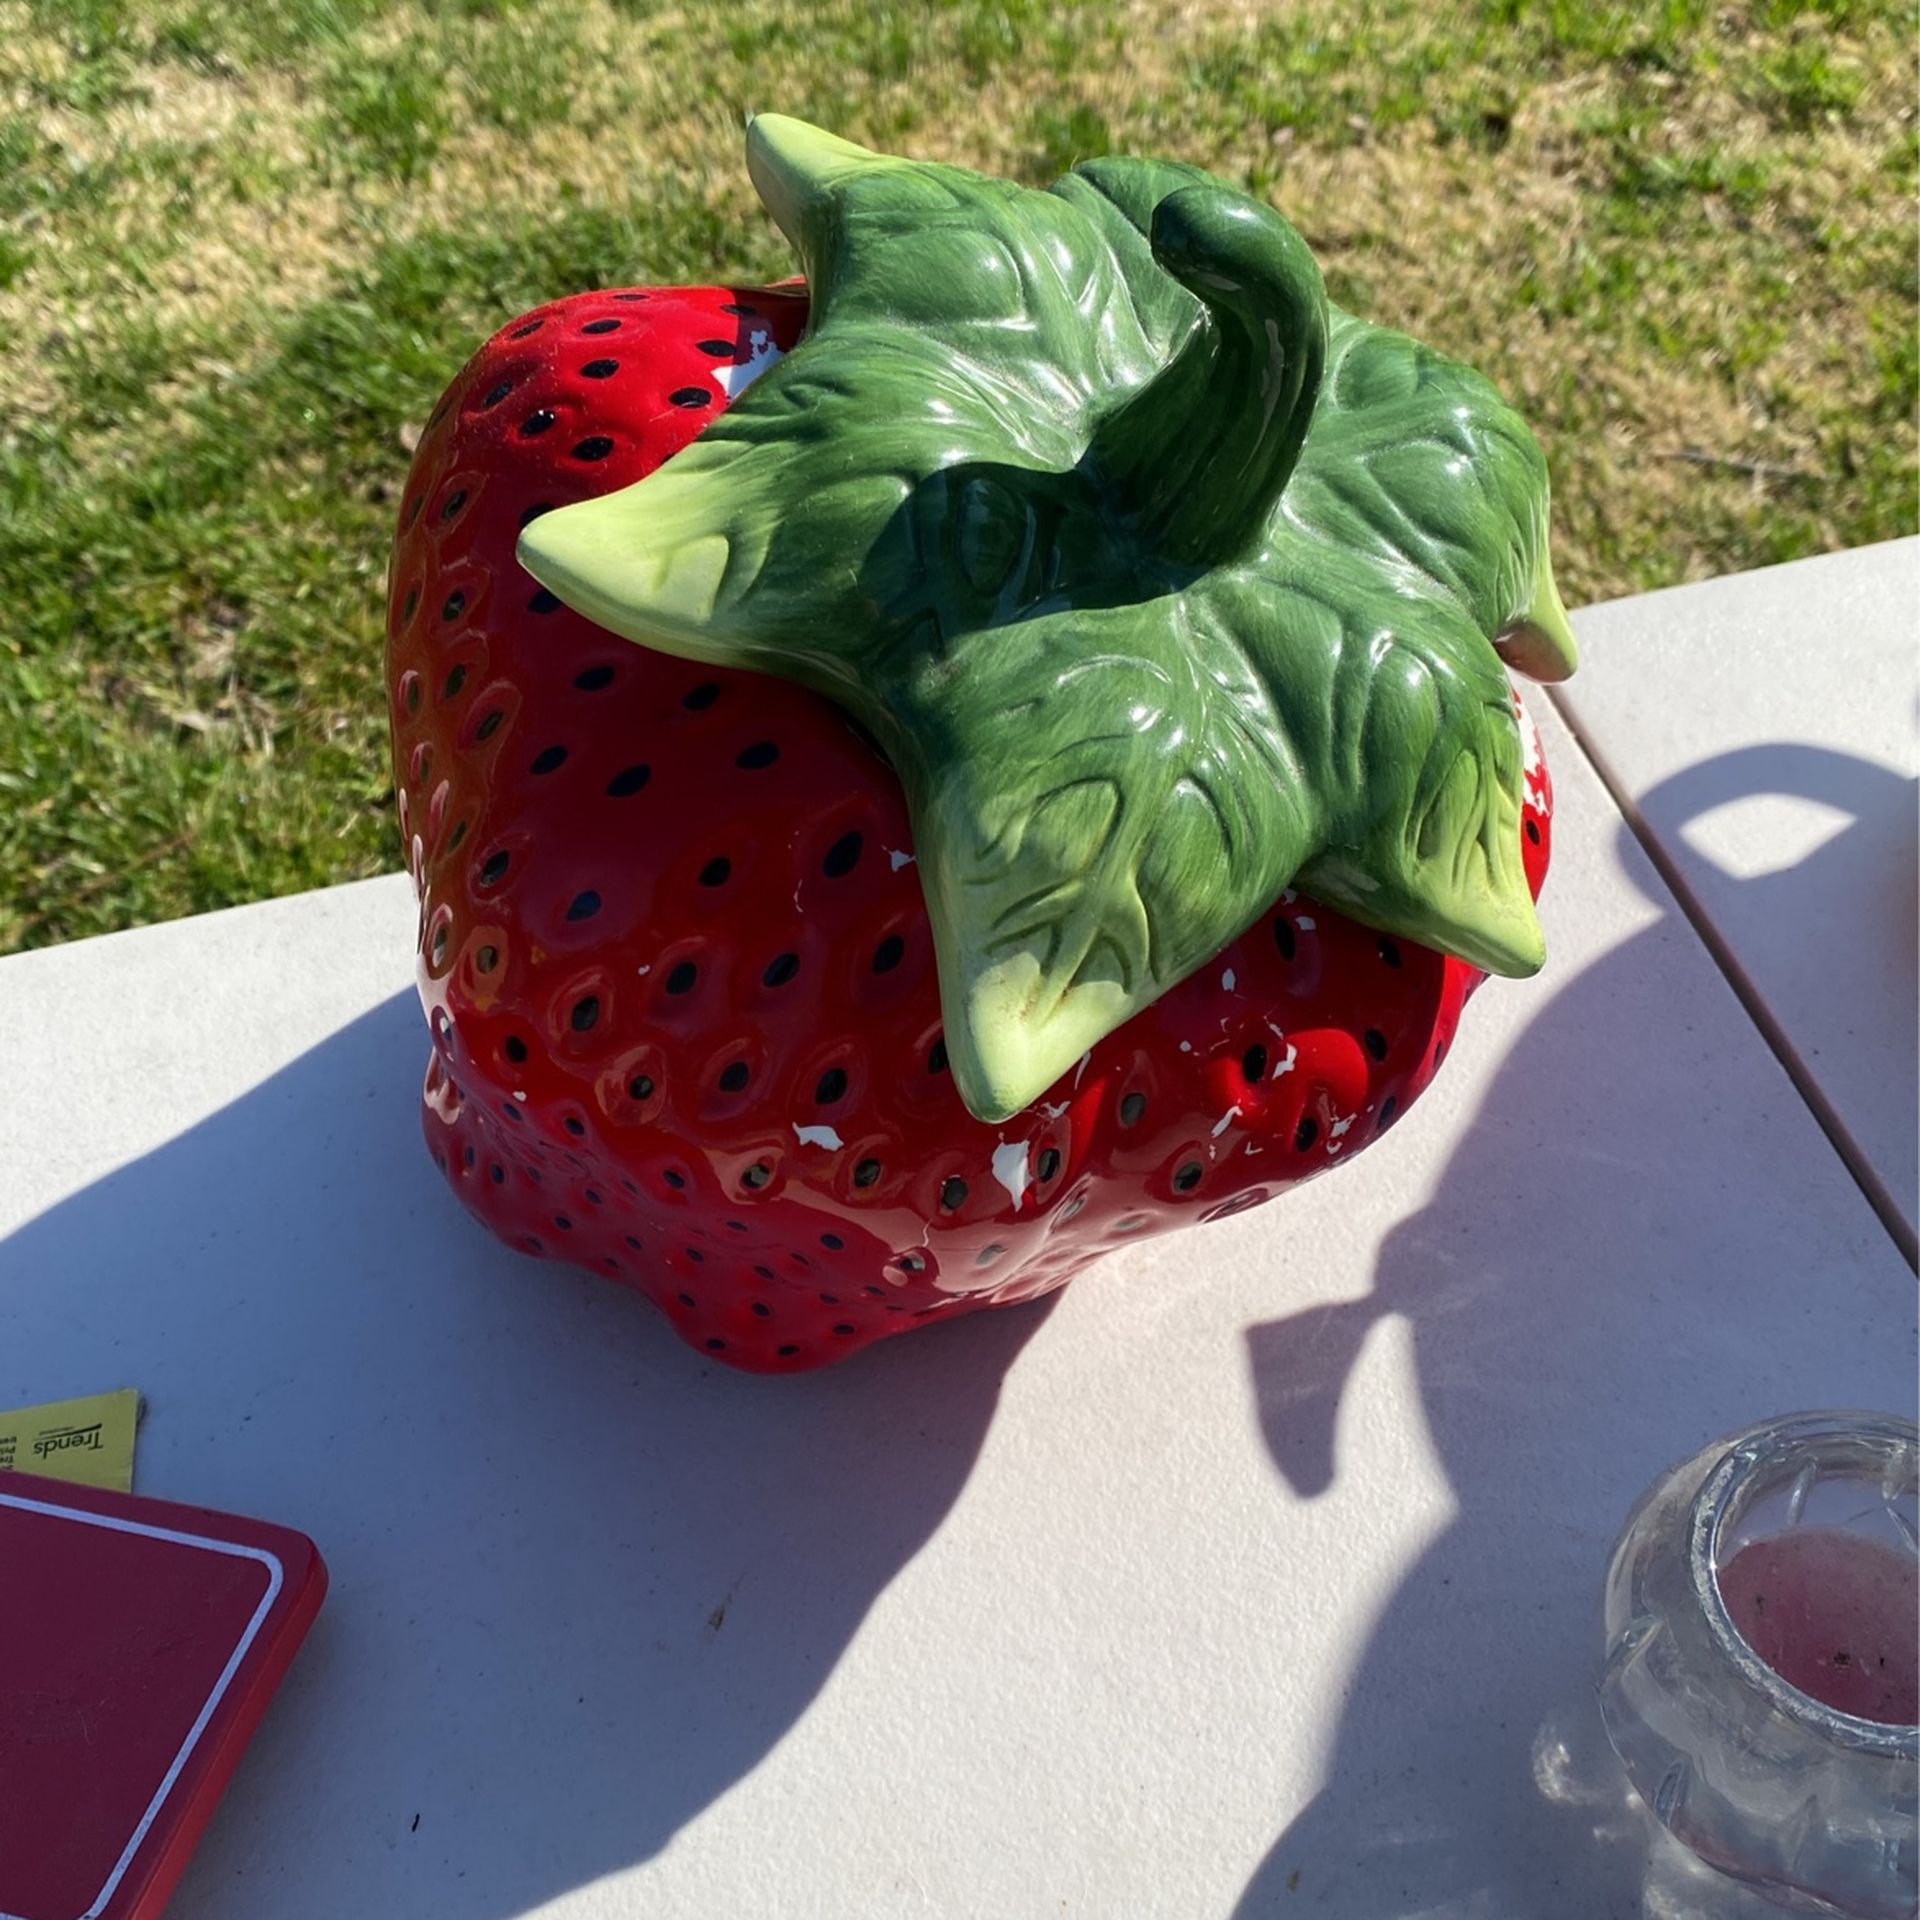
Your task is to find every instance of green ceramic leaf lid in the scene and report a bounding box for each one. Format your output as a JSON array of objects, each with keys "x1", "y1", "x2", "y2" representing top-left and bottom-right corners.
[{"x1": 519, "y1": 115, "x2": 1577, "y2": 1124}]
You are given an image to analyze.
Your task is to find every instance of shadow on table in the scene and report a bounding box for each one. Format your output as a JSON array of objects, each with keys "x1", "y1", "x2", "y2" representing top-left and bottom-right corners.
[
  {"x1": 1233, "y1": 753, "x2": 1911, "y2": 1918},
  {"x1": 1639, "y1": 742, "x2": 1918, "y2": 1223},
  {"x1": 0, "y1": 989, "x2": 1052, "y2": 1920}
]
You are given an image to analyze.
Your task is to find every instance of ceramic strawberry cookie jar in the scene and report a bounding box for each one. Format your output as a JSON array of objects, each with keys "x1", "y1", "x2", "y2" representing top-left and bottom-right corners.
[{"x1": 385, "y1": 116, "x2": 1576, "y2": 1371}]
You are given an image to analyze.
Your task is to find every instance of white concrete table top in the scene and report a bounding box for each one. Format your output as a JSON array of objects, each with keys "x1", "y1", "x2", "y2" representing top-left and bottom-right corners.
[
  {"x1": 2, "y1": 696, "x2": 1913, "y2": 1918},
  {"x1": 1555, "y1": 538, "x2": 1919, "y2": 1261}
]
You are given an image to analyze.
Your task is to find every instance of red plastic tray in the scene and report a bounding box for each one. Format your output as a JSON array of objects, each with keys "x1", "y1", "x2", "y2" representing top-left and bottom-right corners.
[{"x1": 0, "y1": 1472, "x2": 326, "y2": 1920}]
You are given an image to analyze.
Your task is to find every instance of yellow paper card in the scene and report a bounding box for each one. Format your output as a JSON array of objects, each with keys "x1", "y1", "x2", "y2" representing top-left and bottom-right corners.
[{"x1": 0, "y1": 1388, "x2": 141, "y2": 1492}]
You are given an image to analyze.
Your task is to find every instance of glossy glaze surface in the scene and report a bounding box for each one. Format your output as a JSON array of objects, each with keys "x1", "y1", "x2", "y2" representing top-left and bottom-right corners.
[{"x1": 386, "y1": 267, "x2": 1555, "y2": 1370}]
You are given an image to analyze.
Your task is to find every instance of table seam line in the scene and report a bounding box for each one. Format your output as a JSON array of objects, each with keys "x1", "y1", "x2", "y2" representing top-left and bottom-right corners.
[{"x1": 1546, "y1": 684, "x2": 1918, "y2": 1272}]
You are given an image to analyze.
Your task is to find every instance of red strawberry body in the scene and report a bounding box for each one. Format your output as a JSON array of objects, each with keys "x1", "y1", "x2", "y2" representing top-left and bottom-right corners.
[{"x1": 387, "y1": 285, "x2": 1555, "y2": 1372}]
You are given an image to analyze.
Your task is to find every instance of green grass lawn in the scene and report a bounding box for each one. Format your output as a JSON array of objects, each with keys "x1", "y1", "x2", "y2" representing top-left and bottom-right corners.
[{"x1": 1, "y1": 0, "x2": 1913, "y2": 950}]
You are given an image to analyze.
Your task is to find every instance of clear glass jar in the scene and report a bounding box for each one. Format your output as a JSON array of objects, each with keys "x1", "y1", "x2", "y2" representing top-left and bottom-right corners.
[{"x1": 1600, "y1": 1411, "x2": 1918, "y2": 1919}]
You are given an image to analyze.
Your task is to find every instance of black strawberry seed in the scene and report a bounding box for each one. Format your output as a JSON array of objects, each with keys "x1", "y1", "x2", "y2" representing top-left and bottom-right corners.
[
  {"x1": 474, "y1": 944, "x2": 498, "y2": 973},
  {"x1": 440, "y1": 490, "x2": 467, "y2": 521},
  {"x1": 478, "y1": 850, "x2": 509, "y2": 887},
  {"x1": 519, "y1": 501, "x2": 554, "y2": 528},
  {"x1": 528, "y1": 588, "x2": 561, "y2": 614},
  {"x1": 614, "y1": 292, "x2": 647, "y2": 302},
  {"x1": 606, "y1": 763, "x2": 650, "y2": 796},
  {"x1": 481, "y1": 379, "x2": 514, "y2": 408},
  {"x1": 475, "y1": 710, "x2": 503, "y2": 741},
  {"x1": 683, "y1": 682, "x2": 720, "y2": 710},
  {"x1": 1377, "y1": 1096, "x2": 1399, "y2": 1130},
  {"x1": 1526, "y1": 819, "x2": 1542, "y2": 845},
  {"x1": 666, "y1": 961, "x2": 697, "y2": 994},
  {"x1": 570, "y1": 995, "x2": 599, "y2": 1032},
  {"x1": 872, "y1": 934, "x2": 904, "y2": 973},
  {"x1": 1273, "y1": 917, "x2": 1297, "y2": 960},
  {"x1": 1037, "y1": 1147, "x2": 1061, "y2": 1182},
  {"x1": 853, "y1": 1159, "x2": 881, "y2": 1188},
  {"x1": 720, "y1": 302, "x2": 757, "y2": 316},
  {"x1": 1363, "y1": 1028, "x2": 1389, "y2": 1061},
  {"x1": 530, "y1": 745, "x2": 567, "y2": 774},
  {"x1": 762, "y1": 952, "x2": 799, "y2": 987},
  {"x1": 581, "y1": 359, "x2": 618, "y2": 378},
  {"x1": 815, "y1": 1067, "x2": 847, "y2": 1104},
  {"x1": 1243, "y1": 1044, "x2": 1268, "y2": 1083},
  {"x1": 664, "y1": 1170, "x2": 686, "y2": 1190},
  {"x1": 581, "y1": 318, "x2": 619, "y2": 334},
  {"x1": 510, "y1": 319, "x2": 543, "y2": 338},
  {"x1": 574, "y1": 665, "x2": 615, "y2": 691},
  {"x1": 669, "y1": 387, "x2": 710, "y2": 408},
  {"x1": 571, "y1": 436, "x2": 614, "y2": 462},
  {"x1": 751, "y1": 1301, "x2": 771, "y2": 1317},
  {"x1": 503, "y1": 1035, "x2": 528, "y2": 1063},
  {"x1": 629, "y1": 1074, "x2": 654, "y2": 1100},
  {"x1": 736, "y1": 741, "x2": 779, "y2": 769},
  {"x1": 442, "y1": 665, "x2": 466, "y2": 700},
  {"x1": 1173, "y1": 1161, "x2": 1203, "y2": 1192},
  {"x1": 719, "y1": 1062, "x2": 749, "y2": 1092},
  {"x1": 1378, "y1": 936, "x2": 1402, "y2": 968},
  {"x1": 697, "y1": 339, "x2": 735, "y2": 356},
  {"x1": 564, "y1": 1117, "x2": 585, "y2": 1137},
  {"x1": 927, "y1": 1037, "x2": 948, "y2": 1075},
  {"x1": 566, "y1": 891, "x2": 600, "y2": 921},
  {"x1": 741, "y1": 1162, "x2": 771, "y2": 1190},
  {"x1": 401, "y1": 586, "x2": 419, "y2": 621},
  {"x1": 1294, "y1": 1116, "x2": 1319, "y2": 1151},
  {"x1": 940, "y1": 1177, "x2": 967, "y2": 1211},
  {"x1": 520, "y1": 409, "x2": 556, "y2": 437},
  {"x1": 1120, "y1": 1091, "x2": 1146, "y2": 1127},
  {"x1": 699, "y1": 857, "x2": 730, "y2": 887},
  {"x1": 820, "y1": 1232, "x2": 843, "y2": 1250},
  {"x1": 441, "y1": 591, "x2": 465, "y2": 621},
  {"x1": 823, "y1": 831, "x2": 862, "y2": 877}
]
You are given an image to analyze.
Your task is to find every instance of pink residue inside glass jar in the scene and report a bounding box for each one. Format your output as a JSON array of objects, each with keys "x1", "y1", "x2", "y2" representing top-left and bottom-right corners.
[{"x1": 1718, "y1": 1528, "x2": 1919, "y2": 1725}]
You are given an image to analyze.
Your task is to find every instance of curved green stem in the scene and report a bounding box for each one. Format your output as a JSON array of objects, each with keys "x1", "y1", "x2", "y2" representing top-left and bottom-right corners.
[{"x1": 1094, "y1": 185, "x2": 1329, "y2": 570}]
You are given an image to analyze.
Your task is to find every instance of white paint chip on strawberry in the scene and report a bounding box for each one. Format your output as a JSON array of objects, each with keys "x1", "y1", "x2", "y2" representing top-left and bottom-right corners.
[
  {"x1": 713, "y1": 330, "x2": 786, "y2": 398},
  {"x1": 991, "y1": 1141, "x2": 1030, "y2": 1210}
]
